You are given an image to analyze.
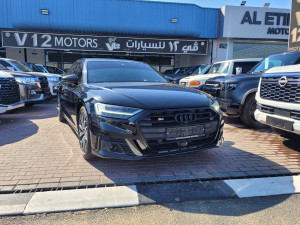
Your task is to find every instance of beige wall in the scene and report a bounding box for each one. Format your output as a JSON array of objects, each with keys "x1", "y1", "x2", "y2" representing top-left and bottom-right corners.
[
  {"x1": 5, "y1": 48, "x2": 25, "y2": 61},
  {"x1": 5, "y1": 48, "x2": 45, "y2": 64},
  {"x1": 26, "y1": 49, "x2": 45, "y2": 64}
]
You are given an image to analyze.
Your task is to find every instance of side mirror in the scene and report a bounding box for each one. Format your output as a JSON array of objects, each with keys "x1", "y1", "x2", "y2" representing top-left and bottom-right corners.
[
  {"x1": 236, "y1": 67, "x2": 243, "y2": 75},
  {"x1": 187, "y1": 71, "x2": 193, "y2": 75},
  {"x1": 62, "y1": 74, "x2": 78, "y2": 84}
]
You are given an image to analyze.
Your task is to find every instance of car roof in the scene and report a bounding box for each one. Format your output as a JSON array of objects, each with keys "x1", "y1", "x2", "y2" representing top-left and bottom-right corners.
[
  {"x1": 84, "y1": 58, "x2": 147, "y2": 64},
  {"x1": 213, "y1": 58, "x2": 262, "y2": 64}
]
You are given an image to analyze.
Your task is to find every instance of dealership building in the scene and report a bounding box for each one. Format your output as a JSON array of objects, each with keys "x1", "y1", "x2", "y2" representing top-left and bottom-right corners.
[{"x1": 0, "y1": 0, "x2": 290, "y2": 72}]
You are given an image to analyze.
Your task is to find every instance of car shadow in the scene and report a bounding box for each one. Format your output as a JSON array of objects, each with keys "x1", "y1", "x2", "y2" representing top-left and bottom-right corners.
[
  {"x1": 85, "y1": 139, "x2": 298, "y2": 216},
  {"x1": 0, "y1": 99, "x2": 57, "y2": 146}
]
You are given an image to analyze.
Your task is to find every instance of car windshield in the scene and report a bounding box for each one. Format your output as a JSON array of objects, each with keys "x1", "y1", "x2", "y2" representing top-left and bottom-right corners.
[
  {"x1": 87, "y1": 61, "x2": 168, "y2": 83},
  {"x1": 9, "y1": 60, "x2": 33, "y2": 72},
  {"x1": 191, "y1": 65, "x2": 209, "y2": 75},
  {"x1": 0, "y1": 64, "x2": 9, "y2": 71},
  {"x1": 208, "y1": 62, "x2": 230, "y2": 74},
  {"x1": 251, "y1": 53, "x2": 300, "y2": 73},
  {"x1": 45, "y1": 66, "x2": 64, "y2": 74},
  {"x1": 25, "y1": 63, "x2": 44, "y2": 72}
]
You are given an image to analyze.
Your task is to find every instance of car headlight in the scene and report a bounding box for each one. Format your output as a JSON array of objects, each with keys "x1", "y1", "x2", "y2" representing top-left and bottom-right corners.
[
  {"x1": 94, "y1": 103, "x2": 143, "y2": 119},
  {"x1": 210, "y1": 100, "x2": 220, "y2": 113},
  {"x1": 14, "y1": 77, "x2": 36, "y2": 84}
]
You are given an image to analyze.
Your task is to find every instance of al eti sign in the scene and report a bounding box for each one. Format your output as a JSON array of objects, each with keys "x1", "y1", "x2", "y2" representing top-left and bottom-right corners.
[
  {"x1": 222, "y1": 6, "x2": 290, "y2": 39},
  {"x1": 1, "y1": 31, "x2": 208, "y2": 55},
  {"x1": 289, "y1": 0, "x2": 300, "y2": 51},
  {"x1": 241, "y1": 11, "x2": 290, "y2": 35}
]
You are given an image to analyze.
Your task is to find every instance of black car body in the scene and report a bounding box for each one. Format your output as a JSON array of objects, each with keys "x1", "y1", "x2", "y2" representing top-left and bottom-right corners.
[
  {"x1": 58, "y1": 59, "x2": 223, "y2": 160},
  {"x1": 202, "y1": 52, "x2": 300, "y2": 128},
  {"x1": 166, "y1": 64, "x2": 211, "y2": 84}
]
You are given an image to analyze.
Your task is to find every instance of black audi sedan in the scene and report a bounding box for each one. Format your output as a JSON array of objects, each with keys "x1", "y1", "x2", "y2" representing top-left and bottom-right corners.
[{"x1": 58, "y1": 59, "x2": 223, "y2": 160}]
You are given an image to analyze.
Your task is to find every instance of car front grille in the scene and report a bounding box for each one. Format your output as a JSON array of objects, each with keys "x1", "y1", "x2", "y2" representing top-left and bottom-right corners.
[
  {"x1": 139, "y1": 108, "x2": 219, "y2": 155},
  {"x1": 260, "y1": 76, "x2": 300, "y2": 103},
  {"x1": 0, "y1": 78, "x2": 21, "y2": 105}
]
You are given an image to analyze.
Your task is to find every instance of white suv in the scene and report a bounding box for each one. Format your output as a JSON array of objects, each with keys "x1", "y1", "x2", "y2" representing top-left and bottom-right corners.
[
  {"x1": 179, "y1": 58, "x2": 261, "y2": 88},
  {"x1": 255, "y1": 64, "x2": 300, "y2": 136}
]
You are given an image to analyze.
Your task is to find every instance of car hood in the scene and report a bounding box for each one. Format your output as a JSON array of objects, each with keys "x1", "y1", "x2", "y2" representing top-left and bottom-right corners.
[
  {"x1": 0, "y1": 70, "x2": 14, "y2": 78},
  {"x1": 86, "y1": 83, "x2": 211, "y2": 109},
  {"x1": 30, "y1": 72, "x2": 61, "y2": 78},
  {"x1": 205, "y1": 72, "x2": 263, "y2": 84},
  {"x1": 5, "y1": 70, "x2": 37, "y2": 78}
]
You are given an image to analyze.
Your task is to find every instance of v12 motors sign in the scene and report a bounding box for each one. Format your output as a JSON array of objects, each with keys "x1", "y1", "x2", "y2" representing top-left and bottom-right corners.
[
  {"x1": 289, "y1": 0, "x2": 300, "y2": 51},
  {"x1": 1, "y1": 31, "x2": 208, "y2": 55}
]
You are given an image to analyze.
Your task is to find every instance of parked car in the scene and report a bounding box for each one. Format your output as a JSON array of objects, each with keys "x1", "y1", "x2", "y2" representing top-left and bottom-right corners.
[
  {"x1": 58, "y1": 59, "x2": 224, "y2": 160},
  {"x1": 0, "y1": 61, "x2": 52, "y2": 104},
  {"x1": 202, "y1": 52, "x2": 300, "y2": 128},
  {"x1": 179, "y1": 58, "x2": 261, "y2": 88},
  {"x1": 164, "y1": 67, "x2": 189, "y2": 75},
  {"x1": 35, "y1": 64, "x2": 66, "y2": 75},
  {"x1": 166, "y1": 64, "x2": 211, "y2": 84},
  {"x1": 255, "y1": 64, "x2": 300, "y2": 137},
  {"x1": 0, "y1": 58, "x2": 53, "y2": 99},
  {"x1": 0, "y1": 70, "x2": 24, "y2": 114},
  {"x1": 20, "y1": 61, "x2": 61, "y2": 96}
]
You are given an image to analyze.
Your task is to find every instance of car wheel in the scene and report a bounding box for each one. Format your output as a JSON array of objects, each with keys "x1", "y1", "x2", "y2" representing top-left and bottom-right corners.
[
  {"x1": 78, "y1": 106, "x2": 94, "y2": 160},
  {"x1": 273, "y1": 128, "x2": 298, "y2": 140},
  {"x1": 57, "y1": 97, "x2": 65, "y2": 122},
  {"x1": 240, "y1": 94, "x2": 268, "y2": 129}
]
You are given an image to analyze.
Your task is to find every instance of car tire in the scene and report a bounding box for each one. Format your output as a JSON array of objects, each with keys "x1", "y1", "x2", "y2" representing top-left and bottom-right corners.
[
  {"x1": 57, "y1": 97, "x2": 65, "y2": 122},
  {"x1": 240, "y1": 94, "x2": 268, "y2": 129},
  {"x1": 78, "y1": 106, "x2": 94, "y2": 160},
  {"x1": 273, "y1": 128, "x2": 298, "y2": 140}
]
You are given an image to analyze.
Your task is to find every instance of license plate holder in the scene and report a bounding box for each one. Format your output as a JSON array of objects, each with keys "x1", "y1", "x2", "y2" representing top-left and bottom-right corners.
[
  {"x1": 266, "y1": 116, "x2": 294, "y2": 131},
  {"x1": 166, "y1": 125, "x2": 205, "y2": 140}
]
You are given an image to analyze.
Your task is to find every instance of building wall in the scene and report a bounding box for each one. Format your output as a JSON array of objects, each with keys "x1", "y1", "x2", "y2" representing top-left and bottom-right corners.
[
  {"x1": 5, "y1": 47, "x2": 25, "y2": 61},
  {"x1": 0, "y1": 0, "x2": 219, "y2": 39},
  {"x1": 26, "y1": 49, "x2": 45, "y2": 64}
]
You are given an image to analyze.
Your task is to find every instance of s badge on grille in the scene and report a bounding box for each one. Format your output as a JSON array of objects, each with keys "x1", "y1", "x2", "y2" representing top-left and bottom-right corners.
[{"x1": 278, "y1": 76, "x2": 288, "y2": 87}]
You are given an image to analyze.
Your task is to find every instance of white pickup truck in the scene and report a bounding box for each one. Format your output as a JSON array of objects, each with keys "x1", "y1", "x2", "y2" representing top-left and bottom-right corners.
[
  {"x1": 179, "y1": 58, "x2": 261, "y2": 88},
  {"x1": 255, "y1": 64, "x2": 300, "y2": 137}
]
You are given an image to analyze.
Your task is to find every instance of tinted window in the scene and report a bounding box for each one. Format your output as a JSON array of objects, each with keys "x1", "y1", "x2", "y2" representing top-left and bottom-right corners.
[
  {"x1": 191, "y1": 65, "x2": 209, "y2": 75},
  {"x1": 0, "y1": 61, "x2": 13, "y2": 69},
  {"x1": 208, "y1": 62, "x2": 230, "y2": 74},
  {"x1": 7, "y1": 60, "x2": 33, "y2": 72},
  {"x1": 0, "y1": 63, "x2": 9, "y2": 70},
  {"x1": 87, "y1": 61, "x2": 167, "y2": 83},
  {"x1": 232, "y1": 61, "x2": 259, "y2": 74},
  {"x1": 252, "y1": 53, "x2": 300, "y2": 73},
  {"x1": 45, "y1": 66, "x2": 65, "y2": 74}
]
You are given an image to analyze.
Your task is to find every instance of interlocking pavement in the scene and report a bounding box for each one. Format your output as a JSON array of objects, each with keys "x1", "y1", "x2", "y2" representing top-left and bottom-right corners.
[{"x1": 0, "y1": 99, "x2": 300, "y2": 191}]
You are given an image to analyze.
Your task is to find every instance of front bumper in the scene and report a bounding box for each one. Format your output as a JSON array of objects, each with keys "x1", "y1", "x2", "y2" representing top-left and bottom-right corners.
[
  {"x1": 255, "y1": 109, "x2": 300, "y2": 135},
  {"x1": 19, "y1": 83, "x2": 52, "y2": 103},
  {"x1": 89, "y1": 109, "x2": 224, "y2": 160},
  {"x1": 0, "y1": 101, "x2": 25, "y2": 114}
]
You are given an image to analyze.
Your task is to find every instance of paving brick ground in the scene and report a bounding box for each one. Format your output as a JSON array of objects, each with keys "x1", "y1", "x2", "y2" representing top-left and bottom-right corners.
[{"x1": 0, "y1": 99, "x2": 300, "y2": 191}]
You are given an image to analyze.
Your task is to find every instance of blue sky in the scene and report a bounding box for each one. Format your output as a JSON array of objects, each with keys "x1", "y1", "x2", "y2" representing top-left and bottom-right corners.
[{"x1": 144, "y1": 0, "x2": 291, "y2": 9}]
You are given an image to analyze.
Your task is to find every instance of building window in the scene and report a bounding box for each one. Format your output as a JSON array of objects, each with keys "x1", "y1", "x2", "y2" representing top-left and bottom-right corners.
[{"x1": 233, "y1": 42, "x2": 288, "y2": 59}]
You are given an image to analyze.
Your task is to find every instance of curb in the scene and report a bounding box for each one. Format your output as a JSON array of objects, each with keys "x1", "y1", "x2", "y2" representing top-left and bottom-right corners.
[{"x1": 0, "y1": 175, "x2": 299, "y2": 216}]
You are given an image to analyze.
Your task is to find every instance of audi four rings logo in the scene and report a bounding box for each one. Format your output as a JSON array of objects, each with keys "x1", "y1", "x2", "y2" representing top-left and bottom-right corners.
[
  {"x1": 175, "y1": 113, "x2": 197, "y2": 123},
  {"x1": 278, "y1": 76, "x2": 288, "y2": 87}
]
